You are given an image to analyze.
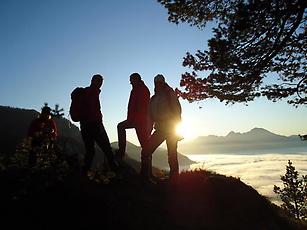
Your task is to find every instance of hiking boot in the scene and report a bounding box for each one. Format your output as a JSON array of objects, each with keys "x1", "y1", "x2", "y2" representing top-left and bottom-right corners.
[
  {"x1": 149, "y1": 175, "x2": 161, "y2": 184},
  {"x1": 110, "y1": 160, "x2": 120, "y2": 172},
  {"x1": 115, "y1": 149, "x2": 126, "y2": 160},
  {"x1": 140, "y1": 175, "x2": 157, "y2": 187},
  {"x1": 167, "y1": 174, "x2": 179, "y2": 190}
]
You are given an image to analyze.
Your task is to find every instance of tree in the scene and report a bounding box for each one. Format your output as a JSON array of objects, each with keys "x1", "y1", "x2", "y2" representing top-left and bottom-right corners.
[
  {"x1": 52, "y1": 104, "x2": 65, "y2": 118},
  {"x1": 43, "y1": 102, "x2": 65, "y2": 118},
  {"x1": 274, "y1": 160, "x2": 307, "y2": 220},
  {"x1": 158, "y1": 0, "x2": 307, "y2": 106}
]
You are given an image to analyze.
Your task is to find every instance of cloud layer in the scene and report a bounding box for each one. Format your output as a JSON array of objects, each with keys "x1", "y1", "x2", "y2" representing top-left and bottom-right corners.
[{"x1": 182, "y1": 154, "x2": 307, "y2": 204}]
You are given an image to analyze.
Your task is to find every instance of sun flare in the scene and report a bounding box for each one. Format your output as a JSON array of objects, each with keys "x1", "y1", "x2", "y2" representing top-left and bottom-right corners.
[{"x1": 176, "y1": 120, "x2": 197, "y2": 141}]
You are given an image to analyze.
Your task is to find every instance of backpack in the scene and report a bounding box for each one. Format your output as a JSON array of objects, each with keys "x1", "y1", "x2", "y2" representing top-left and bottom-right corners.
[{"x1": 69, "y1": 87, "x2": 86, "y2": 122}]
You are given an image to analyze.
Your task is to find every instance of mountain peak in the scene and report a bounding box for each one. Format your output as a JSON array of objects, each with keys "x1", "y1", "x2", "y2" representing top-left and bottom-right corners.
[
  {"x1": 226, "y1": 128, "x2": 272, "y2": 137},
  {"x1": 248, "y1": 127, "x2": 276, "y2": 136},
  {"x1": 226, "y1": 131, "x2": 239, "y2": 136},
  {"x1": 250, "y1": 127, "x2": 268, "y2": 132}
]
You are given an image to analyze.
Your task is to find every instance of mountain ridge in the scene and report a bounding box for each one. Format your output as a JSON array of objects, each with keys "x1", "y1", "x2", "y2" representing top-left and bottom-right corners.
[{"x1": 179, "y1": 127, "x2": 306, "y2": 155}]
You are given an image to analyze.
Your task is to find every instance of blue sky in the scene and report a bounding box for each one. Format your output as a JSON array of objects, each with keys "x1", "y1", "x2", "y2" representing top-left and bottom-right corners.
[{"x1": 0, "y1": 0, "x2": 306, "y2": 145}]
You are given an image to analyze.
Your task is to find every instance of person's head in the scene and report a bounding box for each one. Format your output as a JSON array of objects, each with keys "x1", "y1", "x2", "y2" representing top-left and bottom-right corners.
[
  {"x1": 129, "y1": 72, "x2": 141, "y2": 87},
  {"x1": 41, "y1": 106, "x2": 52, "y2": 120},
  {"x1": 91, "y1": 74, "x2": 104, "y2": 89},
  {"x1": 154, "y1": 74, "x2": 166, "y2": 92}
]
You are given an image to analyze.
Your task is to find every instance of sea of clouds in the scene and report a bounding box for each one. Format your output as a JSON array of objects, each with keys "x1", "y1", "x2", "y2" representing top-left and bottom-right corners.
[{"x1": 182, "y1": 153, "x2": 307, "y2": 205}]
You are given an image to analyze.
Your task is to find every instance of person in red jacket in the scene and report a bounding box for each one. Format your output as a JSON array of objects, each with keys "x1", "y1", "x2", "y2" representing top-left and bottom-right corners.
[
  {"x1": 116, "y1": 73, "x2": 152, "y2": 159},
  {"x1": 28, "y1": 106, "x2": 58, "y2": 166},
  {"x1": 80, "y1": 74, "x2": 118, "y2": 176}
]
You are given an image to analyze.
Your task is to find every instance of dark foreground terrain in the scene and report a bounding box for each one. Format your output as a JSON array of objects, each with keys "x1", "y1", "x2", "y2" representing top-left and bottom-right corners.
[{"x1": 0, "y1": 158, "x2": 306, "y2": 230}]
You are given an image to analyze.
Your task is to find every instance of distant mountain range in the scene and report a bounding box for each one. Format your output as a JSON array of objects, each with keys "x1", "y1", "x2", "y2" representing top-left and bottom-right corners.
[
  {"x1": 179, "y1": 127, "x2": 307, "y2": 155},
  {"x1": 0, "y1": 105, "x2": 193, "y2": 170}
]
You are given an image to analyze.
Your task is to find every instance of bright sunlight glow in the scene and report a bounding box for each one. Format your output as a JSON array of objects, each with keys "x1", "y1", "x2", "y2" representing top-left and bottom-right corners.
[{"x1": 176, "y1": 120, "x2": 198, "y2": 141}]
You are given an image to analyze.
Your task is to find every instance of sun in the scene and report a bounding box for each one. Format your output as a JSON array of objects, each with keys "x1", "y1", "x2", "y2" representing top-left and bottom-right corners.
[{"x1": 175, "y1": 120, "x2": 198, "y2": 141}]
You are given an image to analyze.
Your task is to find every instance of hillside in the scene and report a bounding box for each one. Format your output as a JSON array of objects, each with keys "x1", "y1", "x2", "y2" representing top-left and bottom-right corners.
[
  {"x1": 1, "y1": 160, "x2": 305, "y2": 230},
  {"x1": 0, "y1": 105, "x2": 84, "y2": 156},
  {"x1": 179, "y1": 128, "x2": 307, "y2": 154}
]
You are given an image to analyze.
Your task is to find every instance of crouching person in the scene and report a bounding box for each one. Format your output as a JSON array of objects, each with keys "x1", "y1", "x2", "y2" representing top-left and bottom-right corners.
[{"x1": 27, "y1": 106, "x2": 58, "y2": 166}]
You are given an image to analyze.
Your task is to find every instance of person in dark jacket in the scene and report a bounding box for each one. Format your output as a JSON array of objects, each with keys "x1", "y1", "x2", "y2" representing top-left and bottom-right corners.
[
  {"x1": 28, "y1": 105, "x2": 58, "y2": 166},
  {"x1": 116, "y1": 73, "x2": 152, "y2": 158},
  {"x1": 140, "y1": 74, "x2": 182, "y2": 184},
  {"x1": 80, "y1": 74, "x2": 118, "y2": 176}
]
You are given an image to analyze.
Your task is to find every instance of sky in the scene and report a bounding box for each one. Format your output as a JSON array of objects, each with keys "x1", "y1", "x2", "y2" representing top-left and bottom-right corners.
[{"x1": 0, "y1": 0, "x2": 306, "y2": 146}]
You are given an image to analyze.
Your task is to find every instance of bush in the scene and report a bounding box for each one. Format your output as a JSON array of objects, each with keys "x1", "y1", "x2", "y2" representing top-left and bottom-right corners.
[{"x1": 0, "y1": 137, "x2": 74, "y2": 200}]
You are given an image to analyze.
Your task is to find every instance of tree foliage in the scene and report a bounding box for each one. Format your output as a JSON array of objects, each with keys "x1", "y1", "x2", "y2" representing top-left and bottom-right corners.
[
  {"x1": 274, "y1": 160, "x2": 307, "y2": 220},
  {"x1": 43, "y1": 102, "x2": 65, "y2": 118},
  {"x1": 158, "y1": 0, "x2": 307, "y2": 106}
]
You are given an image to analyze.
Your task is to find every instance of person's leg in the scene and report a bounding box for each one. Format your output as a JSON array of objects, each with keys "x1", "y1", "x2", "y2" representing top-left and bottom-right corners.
[
  {"x1": 135, "y1": 124, "x2": 151, "y2": 148},
  {"x1": 80, "y1": 122, "x2": 95, "y2": 175},
  {"x1": 166, "y1": 136, "x2": 179, "y2": 180},
  {"x1": 95, "y1": 123, "x2": 118, "y2": 171},
  {"x1": 117, "y1": 120, "x2": 135, "y2": 156},
  {"x1": 140, "y1": 131, "x2": 165, "y2": 181},
  {"x1": 136, "y1": 124, "x2": 153, "y2": 176},
  {"x1": 28, "y1": 138, "x2": 42, "y2": 167}
]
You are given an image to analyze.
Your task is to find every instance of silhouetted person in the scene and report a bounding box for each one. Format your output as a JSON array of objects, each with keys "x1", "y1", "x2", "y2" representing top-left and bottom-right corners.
[
  {"x1": 80, "y1": 74, "x2": 118, "y2": 176},
  {"x1": 140, "y1": 74, "x2": 182, "y2": 184},
  {"x1": 116, "y1": 73, "x2": 152, "y2": 158},
  {"x1": 28, "y1": 106, "x2": 58, "y2": 166}
]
